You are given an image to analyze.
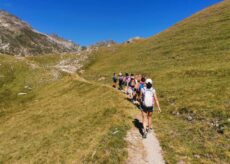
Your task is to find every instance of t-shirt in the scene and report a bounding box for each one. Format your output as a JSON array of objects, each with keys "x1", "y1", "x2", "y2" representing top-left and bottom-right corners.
[
  {"x1": 113, "y1": 76, "x2": 117, "y2": 82},
  {"x1": 119, "y1": 76, "x2": 123, "y2": 84}
]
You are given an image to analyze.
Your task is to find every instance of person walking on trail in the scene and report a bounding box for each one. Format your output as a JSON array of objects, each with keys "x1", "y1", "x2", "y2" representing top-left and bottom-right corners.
[
  {"x1": 118, "y1": 72, "x2": 124, "y2": 90},
  {"x1": 124, "y1": 73, "x2": 131, "y2": 94},
  {"x1": 139, "y1": 76, "x2": 146, "y2": 123},
  {"x1": 133, "y1": 74, "x2": 142, "y2": 105},
  {"x1": 141, "y1": 78, "x2": 161, "y2": 139},
  {"x1": 112, "y1": 73, "x2": 117, "y2": 88},
  {"x1": 128, "y1": 74, "x2": 136, "y2": 100}
]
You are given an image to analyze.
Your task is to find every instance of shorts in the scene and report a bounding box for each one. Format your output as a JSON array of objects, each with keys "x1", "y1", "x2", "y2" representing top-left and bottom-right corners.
[
  {"x1": 143, "y1": 106, "x2": 153, "y2": 113},
  {"x1": 141, "y1": 103, "x2": 153, "y2": 112}
]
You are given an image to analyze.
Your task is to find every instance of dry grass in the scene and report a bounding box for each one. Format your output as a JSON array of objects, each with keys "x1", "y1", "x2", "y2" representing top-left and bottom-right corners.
[
  {"x1": 0, "y1": 55, "x2": 138, "y2": 163},
  {"x1": 82, "y1": 1, "x2": 230, "y2": 163}
]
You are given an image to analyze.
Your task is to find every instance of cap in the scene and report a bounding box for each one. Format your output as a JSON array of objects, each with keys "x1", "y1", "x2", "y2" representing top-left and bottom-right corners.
[{"x1": 146, "y1": 79, "x2": 153, "y2": 84}]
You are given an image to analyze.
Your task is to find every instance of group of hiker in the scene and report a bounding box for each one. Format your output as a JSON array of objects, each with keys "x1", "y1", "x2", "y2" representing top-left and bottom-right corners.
[{"x1": 112, "y1": 72, "x2": 161, "y2": 139}]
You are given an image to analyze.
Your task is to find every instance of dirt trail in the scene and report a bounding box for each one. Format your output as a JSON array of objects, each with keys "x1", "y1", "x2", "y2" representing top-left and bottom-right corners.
[{"x1": 126, "y1": 115, "x2": 165, "y2": 164}]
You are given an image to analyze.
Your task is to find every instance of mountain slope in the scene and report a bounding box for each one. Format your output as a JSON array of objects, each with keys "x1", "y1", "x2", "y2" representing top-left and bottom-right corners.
[
  {"x1": 0, "y1": 11, "x2": 80, "y2": 56},
  {"x1": 83, "y1": 0, "x2": 230, "y2": 163},
  {"x1": 0, "y1": 54, "x2": 137, "y2": 163}
]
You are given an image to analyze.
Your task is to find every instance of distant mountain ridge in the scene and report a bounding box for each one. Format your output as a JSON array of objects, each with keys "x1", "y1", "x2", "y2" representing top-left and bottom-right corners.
[{"x1": 0, "y1": 10, "x2": 80, "y2": 56}]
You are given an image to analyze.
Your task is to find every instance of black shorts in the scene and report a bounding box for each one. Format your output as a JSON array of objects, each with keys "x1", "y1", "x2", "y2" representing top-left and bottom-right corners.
[
  {"x1": 143, "y1": 106, "x2": 153, "y2": 113},
  {"x1": 140, "y1": 102, "x2": 153, "y2": 112}
]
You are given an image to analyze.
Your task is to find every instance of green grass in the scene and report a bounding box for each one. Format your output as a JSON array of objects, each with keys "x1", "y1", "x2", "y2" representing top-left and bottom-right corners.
[
  {"x1": 82, "y1": 1, "x2": 230, "y2": 163},
  {"x1": 0, "y1": 54, "x2": 138, "y2": 163},
  {"x1": 0, "y1": 54, "x2": 66, "y2": 115}
]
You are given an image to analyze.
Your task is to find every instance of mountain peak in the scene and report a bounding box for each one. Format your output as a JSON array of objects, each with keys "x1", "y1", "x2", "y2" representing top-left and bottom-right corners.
[
  {"x1": 0, "y1": 10, "x2": 31, "y2": 31},
  {"x1": 0, "y1": 10, "x2": 80, "y2": 56}
]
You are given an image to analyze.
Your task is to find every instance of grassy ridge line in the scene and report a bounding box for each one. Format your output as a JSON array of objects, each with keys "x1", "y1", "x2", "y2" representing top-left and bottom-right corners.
[
  {"x1": 0, "y1": 57, "x2": 138, "y2": 163},
  {"x1": 82, "y1": 1, "x2": 230, "y2": 163}
]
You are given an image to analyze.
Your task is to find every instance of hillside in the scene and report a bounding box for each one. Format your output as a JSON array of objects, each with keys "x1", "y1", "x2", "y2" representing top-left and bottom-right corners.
[
  {"x1": 0, "y1": 54, "x2": 138, "y2": 163},
  {"x1": 83, "y1": 0, "x2": 230, "y2": 163},
  {"x1": 0, "y1": 11, "x2": 80, "y2": 56}
]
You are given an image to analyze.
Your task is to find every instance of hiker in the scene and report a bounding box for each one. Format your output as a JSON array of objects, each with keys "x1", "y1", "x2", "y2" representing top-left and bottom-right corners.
[
  {"x1": 138, "y1": 76, "x2": 146, "y2": 122},
  {"x1": 118, "y1": 72, "x2": 124, "y2": 90},
  {"x1": 112, "y1": 73, "x2": 117, "y2": 88},
  {"x1": 124, "y1": 73, "x2": 130, "y2": 93},
  {"x1": 141, "y1": 78, "x2": 161, "y2": 138},
  {"x1": 137, "y1": 76, "x2": 145, "y2": 102},
  {"x1": 133, "y1": 74, "x2": 142, "y2": 105},
  {"x1": 128, "y1": 74, "x2": 136, "y2": 100}
]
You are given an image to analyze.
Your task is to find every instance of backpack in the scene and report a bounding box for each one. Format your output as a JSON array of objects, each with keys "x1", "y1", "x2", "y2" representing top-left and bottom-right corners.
[
  {"x1": 129, "y1": 79, "x2": 136, "y2": 88},
  {"x1": 119, "y1": 76, "x2": 123, "y2": 82},
  {"x1": 143, "y1": 88, "x2": 154, "y2": 107},
  {"x1": 119, "y1": 76, "x2": 123, "y2": 84},
  {"x1": 139, "y1": 83, "x2": 145, "y2": 91}
]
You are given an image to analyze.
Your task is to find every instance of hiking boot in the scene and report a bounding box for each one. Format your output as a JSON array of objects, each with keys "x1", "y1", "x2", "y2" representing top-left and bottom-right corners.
[{"x1": 142, "y1": 132, "x2": 147, "y2": 139}]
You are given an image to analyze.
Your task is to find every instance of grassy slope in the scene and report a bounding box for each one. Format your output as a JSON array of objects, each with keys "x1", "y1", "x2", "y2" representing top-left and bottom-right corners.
[
  {"x1": 0, "y1": 54, "x2": 138, "y2": 163},
  {"x1": 83, "y1": 1, "x2": 230, "y2": 163}
]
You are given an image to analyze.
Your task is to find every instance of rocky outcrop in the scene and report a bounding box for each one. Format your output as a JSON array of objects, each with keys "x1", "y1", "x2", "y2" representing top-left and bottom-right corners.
[{"x1": 0, "y1": 10, "x2": 80, "y2": 56}]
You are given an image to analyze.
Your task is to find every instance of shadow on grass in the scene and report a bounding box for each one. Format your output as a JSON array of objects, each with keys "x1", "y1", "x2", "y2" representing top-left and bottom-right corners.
[{"x1": 132, "y1": 118, "x2": 144, "y2": 136}]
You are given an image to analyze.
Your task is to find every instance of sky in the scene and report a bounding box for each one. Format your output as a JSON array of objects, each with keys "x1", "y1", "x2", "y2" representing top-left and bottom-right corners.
[{"x1": 0, "y1": 0, "x2": 222, "y2": 46}]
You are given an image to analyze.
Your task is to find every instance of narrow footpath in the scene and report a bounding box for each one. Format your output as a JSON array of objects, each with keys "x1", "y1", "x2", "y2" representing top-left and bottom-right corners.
[{"x1": 126, "y1": 115, "x2": 165, "y2": 164}]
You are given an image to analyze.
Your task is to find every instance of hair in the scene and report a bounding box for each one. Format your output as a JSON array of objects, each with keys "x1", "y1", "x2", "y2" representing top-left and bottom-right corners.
[
  {"x1": 125, "y1": 73, "x2": 129, "y2": 76},
  {"x1": 146, "y1": 83, "x2": 152, "y2": 89},
  {"x1": 141, "y1": 77, "x2": 145, "y2": 83},
  {"x1": 130, "y1": 73, "x2": 134, "y2": 76}
]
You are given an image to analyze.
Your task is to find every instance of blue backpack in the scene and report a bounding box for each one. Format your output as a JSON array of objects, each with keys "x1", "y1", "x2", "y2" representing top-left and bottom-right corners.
[{"x1": 139, "y1": 83, "x2": 145, "y2": 91}]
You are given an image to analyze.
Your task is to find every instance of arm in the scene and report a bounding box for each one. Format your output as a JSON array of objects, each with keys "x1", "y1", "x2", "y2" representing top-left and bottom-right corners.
[{"x1": 154, "y1": 93, "x2": 161, "y2": 113}]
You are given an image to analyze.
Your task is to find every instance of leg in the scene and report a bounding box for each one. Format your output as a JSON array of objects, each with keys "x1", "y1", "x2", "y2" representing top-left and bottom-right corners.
[
  {"x1": 141, "y1": 110, "x2": 144, "y2": 125},
  {"x1": 148, "y1": 111, "x2": 153, "y2": 129},
  {"x1": 142, "y1": 110, "x2": 148, "y2": 138},
  {"x1": 142, "y1": 111, "x2": 148, "y2": 131}
]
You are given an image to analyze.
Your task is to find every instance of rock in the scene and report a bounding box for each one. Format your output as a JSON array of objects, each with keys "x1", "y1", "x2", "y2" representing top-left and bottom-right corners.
[
  {"x1": 194, "y1": 154, "x2": 201, "y2": 159},
  {"x1": 187, "y1": 115, "x2": 193, "y2": 121},
  {"x1": 112, "y1": 130, "x2": 119, "y2": 135},
  {"x1": 217, "y1": 126, "x2": 224, "y2": 134},
  {"x1": 204, "y1": 153, "x2": 211, "y2": 158},
  {"x1": 24, "y1": 86, "x2": 32, "y2": 90},
  {"x1": 79, "y1": 70, "x2": 85, "y2": 74},
  {"x1": 98, "y1": 77, "x2": 105, "y2": 81},
  {"x1": 210, "y1": 122, "x2": 214, "y2": 127},
  {"x1": 0, "y1": 11, "x2": 80, "y2": 56},
  {"x1": 177, "y1": 160, "x2": 185, "y2": 164},
  {"x1": 17, "y1": 92, "x2": 27, "y2": 96},
  {"x1": 172, "y1": 111, "x2": 180, "y2": 116}
]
